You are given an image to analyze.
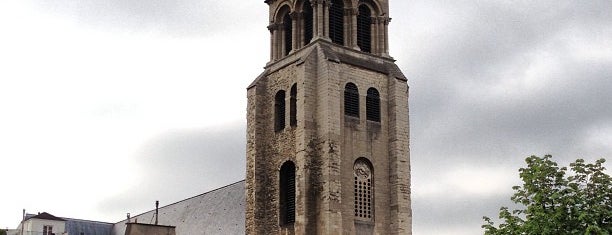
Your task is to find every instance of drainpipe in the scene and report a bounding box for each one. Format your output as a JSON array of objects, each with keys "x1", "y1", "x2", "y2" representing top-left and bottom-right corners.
[{"x1": 21, "y1": 209, "x2": 25, "y2": 235}]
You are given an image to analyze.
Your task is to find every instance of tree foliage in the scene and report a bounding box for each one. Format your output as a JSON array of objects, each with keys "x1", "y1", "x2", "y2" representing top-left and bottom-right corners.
[{"x1": 483, "y1": 155, "x2": 612, "y2": 235}]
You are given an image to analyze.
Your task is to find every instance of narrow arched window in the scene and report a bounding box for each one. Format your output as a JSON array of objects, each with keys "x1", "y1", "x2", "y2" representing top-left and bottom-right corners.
[
  {"x1": 303, "y1": 1, "x2": 313, "y2": 44},
  {"x1": 366, "y1": 88, "x2": 380, "y2": 122},
  {"x1": 283, "y1": 12, "x2": 293, "y2": 56},
  {"x1": 280, "y1": 161, "x2": 296, "y2": 225},
  {"x1": 290, "y1": 84, "x2": 297, "y2": 127},
  {"x1": 354, "y1": 158, "x2": 373, "y2": 220},
  {"x1": 344, "y1": 83, "x2": 359, "y2": 117},
  {"x1": 329, "y1": 0, "x2": 344, "y2": 45},
  {"x1": 357, "y1": 5, "x2": 372, "y2": 53},
  {"x1": 275, "y1": 90, "x2": 286, "y2": 132}
]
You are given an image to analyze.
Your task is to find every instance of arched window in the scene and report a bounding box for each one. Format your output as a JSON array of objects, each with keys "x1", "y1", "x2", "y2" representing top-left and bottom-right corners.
[
  {"x1": 283, "y1": 12, "x2": 293, "y2": 56},
  {"x1": 290, "y1": 84, "x2": 297, "y2": 127},
  {"x1": 275, "y1": 90, "x2": 286, "y2": 132},
  {"x1": 280, "y1": 161, "x2": 296, "y2": 225},
  {"x1": 329, "y1": 0, "x2": 344, "y2": 45},
  {"x1": 354, "y1": 158, "x2": 373, "y2": 220},
  {"x1": 357, "y1": 5, "x2": 372, "y2": 53},
  {"x1": 303, "y1": 1, "x2": 313, "y2": 45},
  {"x1": 366, "y1": 88, "x2": 380, "y2": 122},
  {"x1": 344, "y1": 83, "x2": 359, "y2": 117}
]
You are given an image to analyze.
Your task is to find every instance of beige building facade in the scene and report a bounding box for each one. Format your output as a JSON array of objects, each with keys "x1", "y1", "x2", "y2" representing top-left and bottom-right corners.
[{"x1": 246, "y1": 0, "x2": 411, "y2": 234}]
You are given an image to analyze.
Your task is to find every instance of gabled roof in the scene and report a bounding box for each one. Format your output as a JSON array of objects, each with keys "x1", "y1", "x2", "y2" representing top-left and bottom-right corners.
[
  {"x1": 113, "y1": 180, "x2": 246, "y2": 235},
  {"x1": 28, "y1": 212, "x2": 66, "y2": 222}
]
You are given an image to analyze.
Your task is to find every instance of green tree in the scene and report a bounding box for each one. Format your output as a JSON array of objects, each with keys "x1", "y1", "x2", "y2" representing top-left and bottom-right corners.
[
  {"x1": 483, "y1": 155, "x2": 612, "y2": 235},
  {"x1": 0, "y1": 229, "x2": 5, "y2": 235}
]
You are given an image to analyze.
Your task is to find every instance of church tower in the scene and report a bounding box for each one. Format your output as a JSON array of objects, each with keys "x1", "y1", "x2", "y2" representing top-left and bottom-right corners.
[{"x1": 246, "y1": 0, "x2": 411, "y2": 234}]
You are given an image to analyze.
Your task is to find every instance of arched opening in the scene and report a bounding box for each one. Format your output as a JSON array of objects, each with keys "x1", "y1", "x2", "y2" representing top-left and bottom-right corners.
[
  {"x1": 354, "y1": 158, "x2": 373, "y2": 220},
  {"x1": 344, "y1": 83, "x2": 359, "y2": 117},
  {"x1": 357, "y1": 5, "x2": 372, "y2": 53},
  {"x1": 283, "y1": 12, "x2": 293, "y2": 56},
  {"x1": 280, "y1": 161, "x2": 296, "y2": 225},
  {"x1": 366, "y1": 88, "x2": 380, "y2": 122},
  {"x1": 290, "y1": 84, "x2": 297, "y2": 127},
  {"x1": 303, "y1": 1, "x2": 313, "y2": 45},
  {"x1": 275, "y1": 90, "x2": 286, "y2": 132},
  {"x1": 329, "y1": 0, "x2": 344, "y2": 45}
]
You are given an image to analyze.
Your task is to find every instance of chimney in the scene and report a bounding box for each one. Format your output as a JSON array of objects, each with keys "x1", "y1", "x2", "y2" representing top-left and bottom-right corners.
[{"x1": 155, "y1": 201, "x2": 159, "y2": 225}]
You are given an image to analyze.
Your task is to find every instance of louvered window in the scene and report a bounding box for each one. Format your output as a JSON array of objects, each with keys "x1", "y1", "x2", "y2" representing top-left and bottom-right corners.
[
  {"x1": 366, "y1": 88, "x2": 380, "y2": 122},
  {"x1": 344, "y1": 83, "x2": 359, "y2": 117},
  {"x1": 303, "y1": 2, "x2": 313, "y2": 44},
  {"x1": 283, "y1": 13, "x2": 293, "y2": 56},
  {"x1": 275, "y1": 90, "x2": 286, "y2": 132},
  {"x1": 280, "y1": 161, "x2": 296, "y2": 225},
  {"x1": 329, "y1": 0, "x2": 344, "y2": 45},
  {"x1": 354, "y1": 158, "x2": 373, "y2": 220},
  {"x1": 357, "y1": 5, "x2": 372, "y2": 53},
  {"x1": 290, "y1": 84, "x2": 297, "y2": 127}
]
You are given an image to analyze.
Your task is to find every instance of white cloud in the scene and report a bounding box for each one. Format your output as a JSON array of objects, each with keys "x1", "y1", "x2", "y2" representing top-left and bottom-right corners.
[
  {"x1": 0, "y1": 0, "x2": 264, "y2": 227},
  {"x1": 414, "y1": 165, "x2": 517, "y2": 200}
]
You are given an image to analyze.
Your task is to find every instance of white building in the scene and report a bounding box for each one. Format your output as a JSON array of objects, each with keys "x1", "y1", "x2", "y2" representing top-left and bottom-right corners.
[{"x1": 12, "y1": 212, "x2": 66, "y2": 235}]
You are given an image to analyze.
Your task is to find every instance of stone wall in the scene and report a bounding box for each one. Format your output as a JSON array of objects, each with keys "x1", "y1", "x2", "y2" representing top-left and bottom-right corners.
[{"x1": 246, "y1": 40, "x2": 411, "y2": 234}]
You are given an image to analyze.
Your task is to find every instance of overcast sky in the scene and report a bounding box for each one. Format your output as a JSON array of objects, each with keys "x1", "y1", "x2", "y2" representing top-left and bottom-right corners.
[{"x1": 1, "y1": 0, "x2": 611, "y2": 234}]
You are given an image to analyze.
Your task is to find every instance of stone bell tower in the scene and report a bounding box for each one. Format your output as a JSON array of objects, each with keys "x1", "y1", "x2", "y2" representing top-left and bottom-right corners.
[{"x1": 246, "y1": 0, "x2": 411, "y2": 234}]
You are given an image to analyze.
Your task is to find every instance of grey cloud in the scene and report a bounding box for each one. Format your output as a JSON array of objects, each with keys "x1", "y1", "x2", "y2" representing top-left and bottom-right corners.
[
  {"x1": 400, "y1": 1, "x2": 612, "y2": 234},
  {"x1": 98, "y1": 125, "x2": 246, "y2": 219},
  {"x1": 405, "y1": 0, "x2": 612, "y2": 162},
  {"x1": 414, "y1": 195, "x2": 511, "y2": 234},
  {"x1": 423, "y1": 62, "x2": 612, "y2": 163},
  {"x1": 26, "y1": 0, "x2": 266, "y2": 35}
]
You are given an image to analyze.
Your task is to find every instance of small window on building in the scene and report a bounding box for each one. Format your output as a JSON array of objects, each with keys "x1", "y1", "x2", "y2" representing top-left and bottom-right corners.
[
  {"x1": 290, "y1": 84, "x2": 297, "y2": 127},
  {"x1": 280, "y1": 161, "x2": 296, "y2": 225},
  {"x1": 344, "y1": 83, "x2": 359, "y2": 117},
  {"x1": 357, "y1": 5, "x2": 372, "y2": 53},
  {"x1": 366, "y1": 88, "x2": 380, "y2": 122},
  {"x1": 43, "y1": 225, "x2": 53, "y2": 235},
  {"x1": 283, "y1": 12, "x2": 293, "y2": 56},
  {"x1": 303, "y1": 2, "x2": 313, "y2": 44},
  {"x1": 354, "y1": 158, "x2": 373, "y2": 220},
  {"x1": 329, "y1": 0, "x2": 344, "y2": 45},
  {"x1": 275, "y1": 90, "x2": 286, "y2": 132}
]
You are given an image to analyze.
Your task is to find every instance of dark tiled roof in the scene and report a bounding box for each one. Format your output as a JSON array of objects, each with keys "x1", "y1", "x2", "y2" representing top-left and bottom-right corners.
[{"x1": 28, "y1": 212, "x2": 65, "y2": 222}]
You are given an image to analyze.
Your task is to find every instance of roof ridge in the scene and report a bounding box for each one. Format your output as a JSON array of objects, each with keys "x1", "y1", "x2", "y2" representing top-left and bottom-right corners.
[
  {"x1": 114, "y1": 180, "x2": 246, "y2": 223},
  {"x1": 62, "y1": 217, "x2": 114, "y2": 224}
]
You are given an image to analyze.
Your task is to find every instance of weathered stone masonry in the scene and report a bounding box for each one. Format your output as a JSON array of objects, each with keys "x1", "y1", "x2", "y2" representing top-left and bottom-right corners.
[{"x1": 247, "y1": 0, "x2": 411, "y2": 234}]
